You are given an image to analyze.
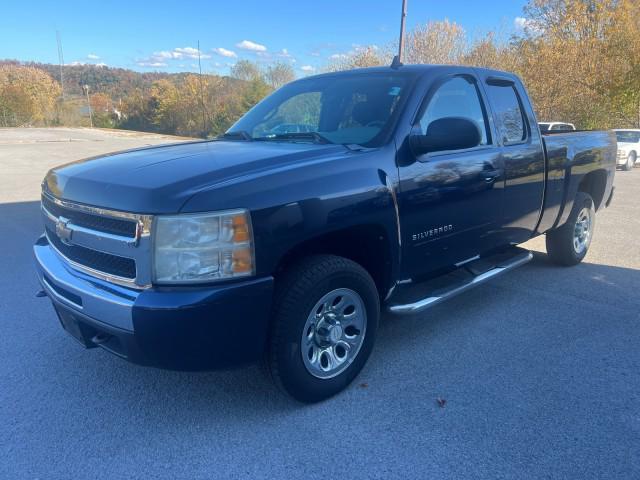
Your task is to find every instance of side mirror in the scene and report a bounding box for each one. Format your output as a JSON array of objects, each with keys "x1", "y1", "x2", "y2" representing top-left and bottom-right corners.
[{"x1": 410, "y1": 117, "x2": 481, "y2": 157}]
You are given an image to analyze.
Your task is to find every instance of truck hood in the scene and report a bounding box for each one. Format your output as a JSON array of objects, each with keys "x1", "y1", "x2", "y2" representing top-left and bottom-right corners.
[{"x1": 44, "y1": 140, "x2": 348, "y2": 213}]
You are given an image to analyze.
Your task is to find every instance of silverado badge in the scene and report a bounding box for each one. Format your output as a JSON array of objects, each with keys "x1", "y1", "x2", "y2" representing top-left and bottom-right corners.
[{"x1": 412, "y1": 225, "x2": 453, "y2": 241}]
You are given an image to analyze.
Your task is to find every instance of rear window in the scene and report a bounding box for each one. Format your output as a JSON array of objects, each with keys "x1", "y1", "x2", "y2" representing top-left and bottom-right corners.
[{"x1": 487, "y1": 85, "x2": 527, "y2": 144}]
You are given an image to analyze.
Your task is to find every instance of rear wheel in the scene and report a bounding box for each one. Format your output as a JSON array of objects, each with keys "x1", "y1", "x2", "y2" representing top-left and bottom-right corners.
[
  {"x1": 623, "y1": 152, "x2": 636, "y2": 171},
  {"x1": 546, "y1": 191, "x2": 595, "y2": 266},
  {"x1": 268, "y1": 255, "x2": 379, "y2": 403}
]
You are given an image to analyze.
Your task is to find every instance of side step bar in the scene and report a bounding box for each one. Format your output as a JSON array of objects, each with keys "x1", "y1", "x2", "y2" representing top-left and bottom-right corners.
[{"x1": 388, "y1": 248, "x2": 533, "y2": 316}]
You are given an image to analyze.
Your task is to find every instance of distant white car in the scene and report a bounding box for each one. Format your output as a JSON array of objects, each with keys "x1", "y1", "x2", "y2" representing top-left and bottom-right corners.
[
  {"x1": 538, "y1": 122, "x2": 576, "y2": 133},
  {"x1": 614, "y1": 129, "x2": 640, "y2": 171}
]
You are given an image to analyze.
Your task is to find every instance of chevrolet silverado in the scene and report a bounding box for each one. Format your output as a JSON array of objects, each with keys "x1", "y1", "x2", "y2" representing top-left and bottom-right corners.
[{"x1": 34, "y1": 65, "x2": 616, "y2": 402}]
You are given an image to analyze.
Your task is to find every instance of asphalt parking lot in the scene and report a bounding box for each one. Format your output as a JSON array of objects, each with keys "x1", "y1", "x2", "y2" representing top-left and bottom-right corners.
[{"x1": 1, "y1": 128, "x2": 639, "y2": 479}]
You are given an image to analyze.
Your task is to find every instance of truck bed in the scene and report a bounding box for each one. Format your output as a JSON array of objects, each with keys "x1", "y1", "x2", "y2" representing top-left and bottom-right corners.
[{"x1": 537, "y1": 130, "x2": 617, "y2": 234}]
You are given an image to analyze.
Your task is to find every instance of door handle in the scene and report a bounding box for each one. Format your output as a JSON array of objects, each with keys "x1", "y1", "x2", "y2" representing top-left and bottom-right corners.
[{"x1": 484, "y1": 171, "x2": 500, "y2": 183}]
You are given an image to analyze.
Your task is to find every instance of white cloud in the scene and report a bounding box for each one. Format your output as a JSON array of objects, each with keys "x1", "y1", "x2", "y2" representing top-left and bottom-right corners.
[
  {"x1": 172, "y1": 47, "x2": 211, "y2": 59},
  {"x1": 277, "y1": 48, "x2": 292, "y2": 58},
  {"x1": 68, "y1": 61, "x2": 85, "y2": 66},
  {"x1": 137, "y1": 61, "x2": 168, "y2": 68},
  {"x1": 136, "y1": 46, "x2": 211, "y2": 68},
  {"x1": 96, "y1": 62, "x2": 107, "y2": 68},
  {"x1": 300, "y1": 65, "x2": 315, "y2": 72},
  {"x1": 514, "y1": 17, "x2": 543, "y2": 34},
  {"x1": 236, "y1": 40, "x2": 267, "y2": 52},
  {"x1": 328, "y1": 44, "x2": 380, "y2": 61},
  {"x1": 212, "y1": 47, "x2": 237, "y2": 58},
  {"x1": 147, "y1": 47, "x2": 210, "y2": 62},
  {"x1": 87, "y1": 53, "x2": 100, "y2": 60},
  {"x1": 352, "y1": 44, "x2": 378, "y2": 52},
  {"x1": 310, "y1": 51, "x2": 321, "y2": 57}
]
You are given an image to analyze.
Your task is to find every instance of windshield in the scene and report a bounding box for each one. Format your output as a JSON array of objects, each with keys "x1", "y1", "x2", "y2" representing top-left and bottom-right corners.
[
  {"x1": 226, "y1": 73, "x2": 413, "y2": 147},
  {"x1": 538, "y1": 123, "x2": 550, "y2": 132},
  {"x1": 616, "y1": 131, "x2": 640, "y2": 143}
]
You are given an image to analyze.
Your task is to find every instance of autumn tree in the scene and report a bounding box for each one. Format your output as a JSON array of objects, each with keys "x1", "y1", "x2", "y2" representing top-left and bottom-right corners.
[
  {"x1": 0, "y1": 65, "x2": 61, "y2": 126},
  {"x1": 327, "y1": 46, "x2": 386, "y2": 72},
  {"x1": 230, "y1": 60, "x2": 263, "y2": 82},
  {"x1": 404, "y1": 20, "x2": 466, "y2": 64},
  {"x1": 229, "y1": 60, "x2": 272, "y2": 116},
  {"x1": 264, "y1": 62, "x2": 295, "y2": 89}
]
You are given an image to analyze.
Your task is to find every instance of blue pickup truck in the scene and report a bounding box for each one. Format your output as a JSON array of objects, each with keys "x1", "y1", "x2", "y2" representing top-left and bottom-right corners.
[{"x1": 34, "y1": 65, "x2": 616, "y2": 402}]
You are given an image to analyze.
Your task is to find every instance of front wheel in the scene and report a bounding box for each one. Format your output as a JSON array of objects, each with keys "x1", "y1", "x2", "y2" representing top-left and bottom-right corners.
[
  {"x1": 268, "y1": 255, "x2": 379, "y2": 403},
  {"x1": 546, "y1": 191, "x2": 595, "y2": 266}
]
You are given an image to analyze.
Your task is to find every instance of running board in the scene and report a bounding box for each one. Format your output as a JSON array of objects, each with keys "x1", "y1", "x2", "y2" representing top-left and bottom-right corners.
[{"x1": 388, "y1": 248, "x2": 533, "y2": 315}]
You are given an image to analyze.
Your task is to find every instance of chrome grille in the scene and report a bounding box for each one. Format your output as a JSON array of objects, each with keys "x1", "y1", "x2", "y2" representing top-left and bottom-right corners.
[
  {"x1": 46, "y1": 226, "x2": 137, "y2": 279},
  {"x1": 41, "y1": 192, "x2": 153, "y2": 289},
  {"x1": 42, "y1": 194, "x2": 137, "y2": 237}
]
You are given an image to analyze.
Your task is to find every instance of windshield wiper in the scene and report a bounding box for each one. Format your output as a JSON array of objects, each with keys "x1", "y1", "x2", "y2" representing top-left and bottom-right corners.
[
  {"x1": 219, "y1": 130, "x2": 253, "y2": 141},
  {"x1": 259, "y1": 132, "x2": 333, "y2": 145}
]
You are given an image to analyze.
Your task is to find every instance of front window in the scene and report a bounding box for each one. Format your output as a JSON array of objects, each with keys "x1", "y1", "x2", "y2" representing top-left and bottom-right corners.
[
  {"x1": 227, "y1": 73, "x2": 413, "y2": 147},
  {"x1": 616, "y1": 131, "x2": 640, "y2": 143},
  {"x1": 419, "y1": 76, "x2": 491, "y2": 146}
]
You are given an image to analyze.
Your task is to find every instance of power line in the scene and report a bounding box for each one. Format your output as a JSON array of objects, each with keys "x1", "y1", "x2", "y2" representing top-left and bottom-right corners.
[{"x1": 197, "y1": 39, "x2": 206, "y2": 137}]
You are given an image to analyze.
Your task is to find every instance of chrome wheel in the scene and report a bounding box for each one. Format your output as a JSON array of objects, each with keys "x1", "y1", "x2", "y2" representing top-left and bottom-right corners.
[
  {"x1": 301, "y1": 288, "x2": 367, "y2": 379},
  {"x1": 573, "y1": 207, "x2": 592, "y2": 254}
]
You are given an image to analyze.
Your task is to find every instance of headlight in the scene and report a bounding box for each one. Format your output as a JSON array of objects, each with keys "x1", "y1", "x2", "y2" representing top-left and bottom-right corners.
[{"x1": 152, "y1": 209, "x2": 254, "y2": 284}]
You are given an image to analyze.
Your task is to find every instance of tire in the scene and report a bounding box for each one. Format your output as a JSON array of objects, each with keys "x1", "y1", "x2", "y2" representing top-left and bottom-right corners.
[
  {"x1": 545, "y1": 191, "x2": 595, "y2": 266},
  {"x1": 268, "y1": 255, "x2": 379, "y2": 403},
  {"x1": 623, "y1": 152, "x2": 635, "y2": 171}
]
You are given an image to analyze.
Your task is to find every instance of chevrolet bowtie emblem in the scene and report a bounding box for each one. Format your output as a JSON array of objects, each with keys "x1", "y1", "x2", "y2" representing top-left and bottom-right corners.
[{"x1": 55, "y1": 216, "x2": 73, "y2": 245}]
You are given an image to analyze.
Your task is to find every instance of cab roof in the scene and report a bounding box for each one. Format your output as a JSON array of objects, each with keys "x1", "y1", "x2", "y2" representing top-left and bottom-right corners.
[{"x1": 297, "y1": 64, "x2": 519, "y2": 81}]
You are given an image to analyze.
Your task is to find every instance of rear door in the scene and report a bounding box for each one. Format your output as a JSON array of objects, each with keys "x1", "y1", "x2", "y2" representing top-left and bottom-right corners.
[
  {"x1": 397, "y1": 73, "x2": 505, "y2": 279},
  {"x1": 480, "y1": 75, "x2": 545, "y2": 243}
]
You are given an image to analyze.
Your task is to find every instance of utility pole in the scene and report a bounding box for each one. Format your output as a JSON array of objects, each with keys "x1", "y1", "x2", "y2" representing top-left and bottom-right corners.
[
  {"x1": 56, "y1": 31, "x2": 65, "y2": 100},
  {"x1": 392, "y1": 0, "x2": 408, "y2": 68},
  {"x1": 83, "y1": 84, "x2": 93, "y2": 128}
]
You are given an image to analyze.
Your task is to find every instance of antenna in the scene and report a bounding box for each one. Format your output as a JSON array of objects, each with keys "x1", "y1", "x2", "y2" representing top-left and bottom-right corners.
[
  {"x1": 197, "y1": 39, "x2": 207, "y2": 137},
  {"x1": 56, "y1": 31, "x2": 65, "y2": 99},
  {"x1": 391, "y1": 0, "x2": 408, "y2": 68}
]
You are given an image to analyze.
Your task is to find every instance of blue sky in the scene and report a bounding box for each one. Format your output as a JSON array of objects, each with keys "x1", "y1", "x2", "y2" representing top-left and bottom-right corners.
[{"x1": 0, "y1": 0, "x2": 528, "y2": 76}]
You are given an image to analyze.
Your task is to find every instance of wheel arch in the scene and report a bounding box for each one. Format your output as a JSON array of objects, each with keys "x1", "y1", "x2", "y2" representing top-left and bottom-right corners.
[
  {"x1": 273, "y1": 224, "x2": 395, "y2": 299},
  {"x1": 577, "y1": 169, "x2": 607, "y2": 211}
]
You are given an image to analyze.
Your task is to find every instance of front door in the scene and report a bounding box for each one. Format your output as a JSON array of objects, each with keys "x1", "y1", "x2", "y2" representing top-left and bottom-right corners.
[{"x1": 397, "y1": 74, "x2": 504, "y2": 280}]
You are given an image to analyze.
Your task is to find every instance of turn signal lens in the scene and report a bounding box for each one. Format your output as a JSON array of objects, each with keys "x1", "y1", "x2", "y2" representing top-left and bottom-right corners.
[
  {"x1": 233, "y1": 247, "x2": 253, "y2": 273},
  {"x1": 232, "y1": 215, "x2": 250, "y2": 242}
]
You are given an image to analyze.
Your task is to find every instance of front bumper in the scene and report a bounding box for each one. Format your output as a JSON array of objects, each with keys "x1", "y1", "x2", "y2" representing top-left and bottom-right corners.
[
  {"x1": 34, "y1": 235, "x2": 274, "y2": 370},
  {"x1": 617, "y1": 150, "x2": 631, "y2": 165}
]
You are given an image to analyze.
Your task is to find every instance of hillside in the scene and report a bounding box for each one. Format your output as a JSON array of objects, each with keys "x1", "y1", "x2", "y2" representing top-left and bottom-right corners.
[{"x1": 0, "y1": 59, "x2": 226, "y2": 99}]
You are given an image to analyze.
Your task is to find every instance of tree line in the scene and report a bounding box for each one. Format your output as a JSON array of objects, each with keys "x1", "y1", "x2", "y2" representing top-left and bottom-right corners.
[{"x1": 1, "y1": 0, "x2": 638, "y2": 135}]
